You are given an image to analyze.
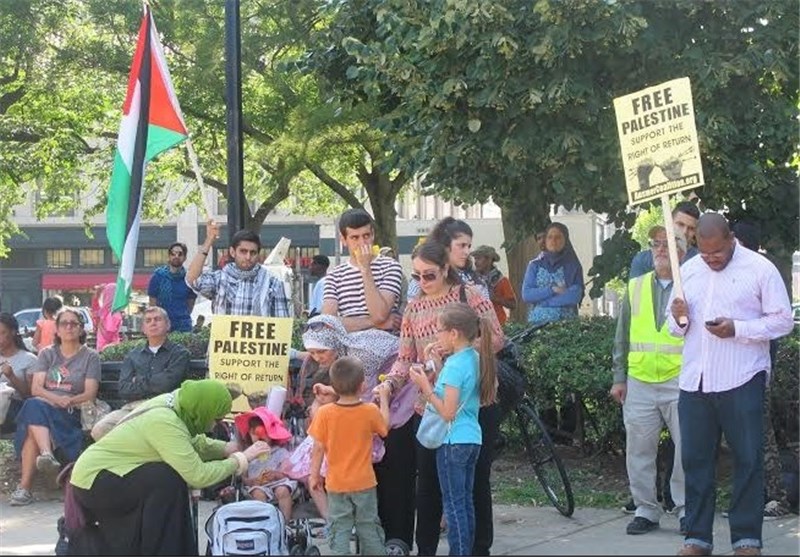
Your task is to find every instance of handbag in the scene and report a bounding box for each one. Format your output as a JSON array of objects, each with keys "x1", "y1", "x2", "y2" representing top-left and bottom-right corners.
[
  {"x1": 79, "y1": 399, "x2": 111, "y2": 432},
  {"x1": 416, "y1": 400, "x2": 465, "y2": 450}
]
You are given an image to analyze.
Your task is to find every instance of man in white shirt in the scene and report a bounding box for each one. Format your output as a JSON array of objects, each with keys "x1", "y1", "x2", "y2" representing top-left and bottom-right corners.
[{"x1": 668, "y1": 214, "x2": 793, "y2": 557}]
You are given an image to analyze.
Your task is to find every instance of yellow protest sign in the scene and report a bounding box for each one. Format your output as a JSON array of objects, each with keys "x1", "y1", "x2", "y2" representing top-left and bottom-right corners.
[
  {"x1": 613, "y1": 77, "x2": 704, "y2": 205},
  {"x1": 208, "y1": 316, "x2": 294, "y2": 413}
]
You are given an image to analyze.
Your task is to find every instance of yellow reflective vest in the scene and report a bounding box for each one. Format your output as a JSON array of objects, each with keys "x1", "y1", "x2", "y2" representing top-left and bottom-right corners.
[{"x1": 627, "y1": 272, "x2": 683, "y2": 383}]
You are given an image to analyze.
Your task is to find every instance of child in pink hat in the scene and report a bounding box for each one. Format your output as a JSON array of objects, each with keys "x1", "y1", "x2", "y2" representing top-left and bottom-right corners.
[{"x1": 235, "y1": 408, "x2": 297, "y2": 520}]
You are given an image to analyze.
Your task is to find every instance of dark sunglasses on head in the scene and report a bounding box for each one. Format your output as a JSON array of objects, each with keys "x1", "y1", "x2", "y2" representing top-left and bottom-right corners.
[
  {"x1": 410, "y1": 271, "x2": 439, "y2": 283},
  {"x1": 304, "y1": 321, "x2": 333, "y2": 332}
]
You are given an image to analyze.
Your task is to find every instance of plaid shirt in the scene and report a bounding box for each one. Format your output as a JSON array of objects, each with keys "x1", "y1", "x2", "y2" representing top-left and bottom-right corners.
[{"x1": 190, "y1": 264, "x2": 290, "y2": 317}]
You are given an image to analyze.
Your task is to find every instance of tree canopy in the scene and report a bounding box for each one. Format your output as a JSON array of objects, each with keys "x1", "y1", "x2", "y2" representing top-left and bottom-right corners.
[
  {"x1": 0, "y1": 0, "x2": 410, "y2": 256},
  {"x1": 325, "y1": 0, "x2": 798, "y2": 291}
]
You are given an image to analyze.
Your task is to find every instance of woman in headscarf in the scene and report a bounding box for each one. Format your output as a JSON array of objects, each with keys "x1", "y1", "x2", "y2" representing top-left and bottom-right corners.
[
  {"x1": 95, "y1": 283, "x2": 123, "y2": 351},
  {"x1": 68, "y1": 379, "x2": 270, "y2": 555},
  {"x1": 521, "y1": 222, "x2": 584, "y2": 325},
  {"x1": 297, "y1": 314, "x2": 399, "y2": 405}
]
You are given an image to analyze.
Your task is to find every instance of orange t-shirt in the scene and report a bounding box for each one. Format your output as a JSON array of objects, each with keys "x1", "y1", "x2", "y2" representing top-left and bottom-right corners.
[
  {"x1": 35, "y1": 318, "x2": 57, "y2": 349},
  {"x1": 308, "y1": 401, "x2": 388, "y2": 493},
  {"x1": 491, "y1": 277, "x2": 516, "y2": 325}
]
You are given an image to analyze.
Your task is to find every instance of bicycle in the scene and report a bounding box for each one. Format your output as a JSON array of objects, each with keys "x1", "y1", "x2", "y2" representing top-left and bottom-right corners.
[{"x1": 495, "y1": 323, "x2": 575, "y2": 518}]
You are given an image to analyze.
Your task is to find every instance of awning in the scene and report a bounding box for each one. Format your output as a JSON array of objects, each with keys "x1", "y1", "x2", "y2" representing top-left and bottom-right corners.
[{"x1": 41, "y1": 273, "x2": 151, "y2": 290}]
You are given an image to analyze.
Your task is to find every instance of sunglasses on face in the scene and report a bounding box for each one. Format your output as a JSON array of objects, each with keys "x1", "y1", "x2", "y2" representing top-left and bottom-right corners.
[
  {"x1": 649, "y1": 240, "x2": 669, "y2": 249},
  {"x1": 410, "y1": 270, "x2": 440, "y2": 283},
  {"x1": 58, "y1": 321, "x2": 82, "y2": 329}
]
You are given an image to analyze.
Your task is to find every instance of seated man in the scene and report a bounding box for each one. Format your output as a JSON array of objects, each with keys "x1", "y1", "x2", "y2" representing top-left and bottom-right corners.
[{"x1": 91, "y1": 306, "x2": 190, "y2": 440}]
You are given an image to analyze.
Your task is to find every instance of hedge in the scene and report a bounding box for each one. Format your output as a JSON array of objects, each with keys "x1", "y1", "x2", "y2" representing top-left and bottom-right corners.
[{"x1": 513, "y1": 317, "x2": 800, "y2": 454}]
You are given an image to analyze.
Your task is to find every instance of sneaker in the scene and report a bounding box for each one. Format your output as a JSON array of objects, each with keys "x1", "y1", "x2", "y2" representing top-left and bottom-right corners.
[
  {"x1": 36, "y1": 452, "x2": 61, "y2": 478},
  {"x1": 763, "y1": 499, "x2": 790, "y2": 520},
  {"x1": 9, "y1": 486, "x2": 33, "y2": 506},
  {"x1": 622, "y1": 499, "x2": 636, "y2": 514},
  {"x1": 664, "y1": 498, "x2": 676, "y2": 514},
  {"x1": 626, "y1": 516, "x2": 659, "y2": 535},
  {"x1": 679, "y1": 517, "x2": 687, "y2": 535},
  {"x1": 722, "y1": 509, "x2": 730, "y2": 518}
]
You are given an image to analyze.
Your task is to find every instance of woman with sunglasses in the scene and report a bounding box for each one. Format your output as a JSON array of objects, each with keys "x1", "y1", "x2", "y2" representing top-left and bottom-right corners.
[
  {"x1": 378, "y1": 241, "x2": 504, "y2": 555},
  {"x1": 521, "y1": 222, "x2": 584, "y2": 325},
  {"x1": 408, "y1": 217, "x2": 489, "y2": 301},
  {"x1": 10, "y1": 307, "x2": 101, "y2": 506}
]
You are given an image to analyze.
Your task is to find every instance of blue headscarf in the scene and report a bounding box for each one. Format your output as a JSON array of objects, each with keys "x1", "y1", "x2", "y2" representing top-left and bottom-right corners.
[{"x1": 537, "y1": 222, "x2": 584, "y2": 297}]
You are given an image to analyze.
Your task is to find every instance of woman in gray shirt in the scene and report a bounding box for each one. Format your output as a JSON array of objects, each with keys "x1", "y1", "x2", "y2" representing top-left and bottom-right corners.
[
  {"x1": 0, "y1": 313, "x2": 37, "y2": 434},
  {"x1": 10, "y1": 307, "x2": 101, "y2": 506}
]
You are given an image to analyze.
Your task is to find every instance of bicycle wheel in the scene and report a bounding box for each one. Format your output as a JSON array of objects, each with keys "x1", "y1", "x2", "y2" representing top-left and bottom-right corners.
[{"x1": 515, "y1": 402, "x2": 575, "y2": 517}]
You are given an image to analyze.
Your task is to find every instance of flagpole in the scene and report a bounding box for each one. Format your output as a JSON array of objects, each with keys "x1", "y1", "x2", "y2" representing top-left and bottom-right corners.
[{"x1": 184, "y1": 137, "x2": 214, "y2": 220}]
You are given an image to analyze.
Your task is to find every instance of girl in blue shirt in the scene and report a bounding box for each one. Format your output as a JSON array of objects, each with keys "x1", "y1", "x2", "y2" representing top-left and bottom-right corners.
[{"x1": 410, "y1": 302, "x2": 497, "y2": 555}]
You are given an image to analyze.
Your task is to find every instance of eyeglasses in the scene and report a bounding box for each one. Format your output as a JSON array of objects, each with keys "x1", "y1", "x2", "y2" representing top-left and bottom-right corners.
[
  {"x1": 169, "y1": 251, "x2": 185, "y2": 257},
  {"x1": 649, "y1": 240, "x2": 668, "y2": 249},
  {"x1": 304, "y1": 322, "x2": 333, "y2": 332},
  {"x1": 58, "y1": 321, "x2": 82, "y2": 329},
  {"x1": 410, "y1": 271, "x2": 439, "y2": 283}
]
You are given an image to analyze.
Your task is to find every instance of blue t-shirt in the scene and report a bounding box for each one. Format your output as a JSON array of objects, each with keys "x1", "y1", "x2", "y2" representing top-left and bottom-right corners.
[
  {"x1": 434, "y1": 346, "x2": 481, "y2": 445},
  {"x1": 147, "y1": 266, "x2": 197, "y2": 332},
  {"x1": 309, "y1": 276, "x2": 326, "y2": 315}
]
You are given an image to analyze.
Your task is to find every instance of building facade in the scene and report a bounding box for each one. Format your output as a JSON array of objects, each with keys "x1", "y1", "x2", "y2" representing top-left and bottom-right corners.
[{"x1": 2, "y1": 187, "x2": 612, "y2": 317}]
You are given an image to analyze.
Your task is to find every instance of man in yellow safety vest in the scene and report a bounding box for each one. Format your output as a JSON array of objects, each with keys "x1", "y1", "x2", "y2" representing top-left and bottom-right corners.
[{"x1": 611, "y1": 225, "x2": 687, "y2": 536}]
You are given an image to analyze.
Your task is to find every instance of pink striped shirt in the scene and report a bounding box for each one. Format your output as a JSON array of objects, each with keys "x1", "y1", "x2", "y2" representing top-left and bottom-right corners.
[{"x1": 667, "y1": 241, "x2": 793, "y2": 393}]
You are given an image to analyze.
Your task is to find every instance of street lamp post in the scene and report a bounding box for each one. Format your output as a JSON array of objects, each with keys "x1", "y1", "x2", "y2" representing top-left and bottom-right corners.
[{"x1": 224, "y1": 0, "x2": 246, "y2": 240}]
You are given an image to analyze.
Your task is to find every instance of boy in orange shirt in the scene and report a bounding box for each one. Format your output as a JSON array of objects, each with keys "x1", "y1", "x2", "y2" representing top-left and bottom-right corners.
[{"x1": 309, "y1": 356, "x2": 390, "y2": 555}]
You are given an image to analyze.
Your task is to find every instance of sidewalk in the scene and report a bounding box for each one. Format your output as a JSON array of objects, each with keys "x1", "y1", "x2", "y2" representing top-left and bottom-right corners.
[{"x1": 0, "y1": 496, "x2": 798, "y2": 555}]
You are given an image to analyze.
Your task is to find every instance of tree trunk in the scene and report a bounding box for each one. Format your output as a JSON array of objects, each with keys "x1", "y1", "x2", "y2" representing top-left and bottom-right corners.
[
  {"x1": 357, "y1": 151, "x2": 404, "y2": 251},
  {"x1": 365, "y1": 175, "x2": 399, "y2": 250},
  {"x1": 500, "y1": 202, "x2": 550, "y2": 323}
]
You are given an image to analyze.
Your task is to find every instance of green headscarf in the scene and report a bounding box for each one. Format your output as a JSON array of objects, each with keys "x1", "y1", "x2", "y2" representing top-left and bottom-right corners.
[{"x1": 174, "y1": 379, "x2": 232, "y2": 436}]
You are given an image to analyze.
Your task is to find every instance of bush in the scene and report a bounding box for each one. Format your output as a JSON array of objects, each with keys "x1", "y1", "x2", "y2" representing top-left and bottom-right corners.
[
  {"x1": 517, "y1": 317, "x2": 621, "y2": 452},
  {"x1": 513, "y1": 318, "x2": 800, "y2": 453},
  {"x1": 99, "y1": 327, "x2": 211, "y2": 361},
  {"x1": 99, "y1": 317, "x2": 309, "y2": 363},
  {"x1": 772, "y1": 327, "x2": 799, "y2": 448}
]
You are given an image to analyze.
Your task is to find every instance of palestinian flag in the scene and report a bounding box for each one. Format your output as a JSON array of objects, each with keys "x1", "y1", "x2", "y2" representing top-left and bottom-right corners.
[{"x1": 107, "y1": 7, "x2": 188, "y2": 312}]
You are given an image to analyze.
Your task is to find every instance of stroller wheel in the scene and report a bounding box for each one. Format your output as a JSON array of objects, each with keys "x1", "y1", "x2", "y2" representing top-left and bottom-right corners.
[
  {"x1": 385, "y1": 538, "x2": 410, "y2": 555},
  {"x1": 289, "y1": 545, "x2": 305, "y2": 555},
  {"x1": 304, "y1": 545, "x2": 321, "y2": 555}
]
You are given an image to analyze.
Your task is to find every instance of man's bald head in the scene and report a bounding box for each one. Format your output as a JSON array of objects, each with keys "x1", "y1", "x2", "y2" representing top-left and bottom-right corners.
[
  {"x1": 696, "y1": 214, "x2": 735, "y2": 271},
  {"x1": 696, "y1": 213, "x2": 731, "y2": 240}
]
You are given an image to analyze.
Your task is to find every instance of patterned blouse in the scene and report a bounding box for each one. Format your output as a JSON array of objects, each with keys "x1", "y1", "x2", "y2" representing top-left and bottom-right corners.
[{"x1": 387, "y1": 284, "x2": 505, "y2": 418}]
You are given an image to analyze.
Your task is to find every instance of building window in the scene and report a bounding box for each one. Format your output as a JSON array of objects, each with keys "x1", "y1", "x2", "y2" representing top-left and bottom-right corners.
[
  {"x1": 46, "y1": 249, "x2": 72, "y2": 268},
  {"x1": 142, "y1": 248, "x2": 163, "y2": 267},
  {"x1": 80, "y1": 249, "x2": 105, "y2": 267}
]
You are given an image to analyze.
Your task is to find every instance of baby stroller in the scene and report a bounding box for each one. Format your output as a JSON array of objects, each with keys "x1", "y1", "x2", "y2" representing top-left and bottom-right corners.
[{"x1": 203, "y1": 414, "x2": 321, "y2": 556}]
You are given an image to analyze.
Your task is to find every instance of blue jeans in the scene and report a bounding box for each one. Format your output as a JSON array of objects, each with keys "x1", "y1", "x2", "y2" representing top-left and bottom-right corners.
[
  {"x1": 679, "y1": 371, "x2": 765, "y2": 552},
  {"x1": 436, "y1": 443, "x2": 480, "y2": 556}
]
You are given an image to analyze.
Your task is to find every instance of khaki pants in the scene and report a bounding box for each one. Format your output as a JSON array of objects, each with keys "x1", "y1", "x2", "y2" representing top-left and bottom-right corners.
[
  {"x1": 623, "y1": 376, "x2": 685, "y2": 522},
  {"x1": 91, "y1": 400, "x2": 145, "y2": 441}
]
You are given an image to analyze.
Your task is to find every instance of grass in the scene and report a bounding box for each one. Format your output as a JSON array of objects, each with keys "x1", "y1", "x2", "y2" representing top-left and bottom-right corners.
[{"x1": 491, "y1": 445, "x2": 735, "y2": 511}]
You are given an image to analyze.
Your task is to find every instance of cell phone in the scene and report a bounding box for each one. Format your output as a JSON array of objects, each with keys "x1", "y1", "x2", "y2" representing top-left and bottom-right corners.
[{"x1": 705, "y1": 319, "x2": 720, "y2": 326}]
